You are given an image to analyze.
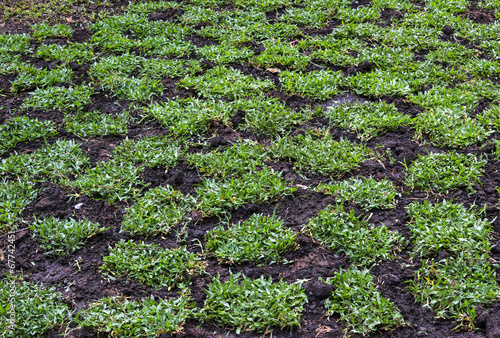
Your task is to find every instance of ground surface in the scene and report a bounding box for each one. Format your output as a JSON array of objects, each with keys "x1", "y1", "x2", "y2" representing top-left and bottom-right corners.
[{"x1": 2, "y1": 0, "x2": 500, "y2": 337}]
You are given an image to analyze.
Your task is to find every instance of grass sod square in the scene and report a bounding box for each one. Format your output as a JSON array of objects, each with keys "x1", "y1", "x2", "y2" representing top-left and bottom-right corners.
[
  {"x1": 11, "y1": 65, "x2": 73, "y2": 94},
  {"x1": 408, "y1": 254, "x2": 499, "y2": 328},
  {"x1": 279, "y1": 70, "x2": 344, "y2": 101},
  {"x1": 270, "y1": 128, "x2": 375, "y2": 176},
  {"x1": 346, "y1": 69, "x2": 412, "y2": 97},
  {"x1": 321, "y1": 267, "x2": 405, "y2": 335},
  {"x1": 30, "y1": 216, "x2": 109, "y2": 256},
  {"x1": 478, "y1": 104, "x2": 500, "y2": 131},
  {"x1": 0, "y1": 116, "x2": 57, "y2": 155},
  {"x1": 66, "y1": 159, "x2": 144, "y2": 203},
  {"x1": 121, "y1": 186, "x2": 194, "y2": 237},
  {"x1": 403, "y1": 152, "x2": 486, "y2": 194},
  {"x1": 0, "y1": 33, "x2": 31, "y2": 53},
  {"x1": 36, "y1": 42, "x2": 95, "y2": 63},
  {"x1": 22, "y1": 84, "x2": 94, "y2": 111},
  {"x1": 196, "y1": 41, "x2": 254, "y2": 65},
  {"x1": 195, "y1": 167, "x2": 296, "y2": 217},
  {"x1": 0, "y1": 139, "x2": 90, "y2": 182},
  {"x1": 75, "y1": 295, "x2": 196, "y2": 337},
  {"x1": 100, "y1": 240, "x2": 204, "y2": 289},
  {"x1": 307, "y1": 204, "x2": 405, "y2": 266},
  {"x1": 316, "y1": 176, "x2": 398, "y2": 210},
  {"x1": 0, "y1": 179, "x2": 38, "y2": 233},
  {"x1": 204, "y1": 213, "x2": 297, "y2": 264},
  {"x1": 113, "y1": 136, "x2": 186, "y2": 169},
  {"x1": 0, "y1": 277, "x2": 72, "y2": 337},
  {"x1": 64, "y1": 110, "x2": 130, "y2": 138},
  {"x1": 406, "y1": 200, "x2": 492, "y2": 259},
  {"x1": 178, "y1": 66, "x2": 274, "y2": 99},
  {"x1": 145, "y1": 98, "x2": 235, "y2": 136},
  {"x1": 90, "y1": 55, "x2": 200, "y2": 102},
  {"x1": 201, "y1": 273, "x2": 307, "y2": 334},
  {"x1": 324, "y1": 101, "x2": 412, "y2": 140},
  {"x1": 31, "y1": 23, "x2": 72, "y2": 40},
  {"x1": 413, "y1": 108, "x2": 491, "y2": 148},
  {"x1": 234, "y1": 97, "x2": 309, "y2": 137},
  {"x1": 251, "y1": 38, "x2": 312, "y2": 70},
  {"x1": 186, "y1": 139, "x2": 269, "y2": 179}
]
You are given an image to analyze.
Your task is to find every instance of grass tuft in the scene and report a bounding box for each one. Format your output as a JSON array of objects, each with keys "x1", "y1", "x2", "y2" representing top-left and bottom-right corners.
[
  {"x1": 404, "y1": 152, "x2": 486, "y2": 194},
  {"x1": 271, "y1": 128, "x2": 374, "y2": 176},
  {"x1": 201, "y1": 273, "x2": 307, "y2": 334},
  {"x1": 308, "y1": 204, "x2": 404, "y2": 266},
  {"x1": 322, "y1": 268, "x2": 405, "y2": 335},
  {"x1": 316, "y1": 176, "x2": 398, "y2": 210},
  {"x1": 30, "y1": 216, "x2": 108, "y2": 256},
  {"x1": 100, "y1": 240, "x2": 204, "y2": 289},
  {"x1": 205, "y1": 213, "x2": 297, "y2": 264}
]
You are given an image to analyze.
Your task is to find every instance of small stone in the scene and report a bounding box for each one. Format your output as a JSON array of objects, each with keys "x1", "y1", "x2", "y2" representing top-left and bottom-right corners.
[
  {"x1": 208, "y1": 137, "x2": 227, "y2": 147},
  {"x1": 74, "y1": 203, "x2": 84, "y2": 210},
  {"x1": 304, "y1": 280, "x2": 334, "y2": 301},
  {"x1": 442, "y1": 25, "x2": 454, "y2": 35},
  {"x1": 474, "y1": 306, "x2": 489, "y2": 328},
  {"x1": 358, "y1": 61, "x2": 374, "y2": 73}
]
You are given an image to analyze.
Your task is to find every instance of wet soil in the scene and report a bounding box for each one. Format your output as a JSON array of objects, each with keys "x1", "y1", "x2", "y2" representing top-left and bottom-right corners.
[{"x1": 1, "y1": 1, "x2": 500, "y2": 338}]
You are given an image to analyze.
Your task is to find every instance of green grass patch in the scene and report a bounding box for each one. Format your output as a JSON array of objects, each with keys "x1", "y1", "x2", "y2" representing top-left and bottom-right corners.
[
  {"x1": 178, "y1": 66, "x2": 274, "y2": 99},
  {"x1": 316, "y1": 176, "x2": 398, "y2": 210},
  {"x1": 0, "y1": 34, "x2": 31, "y2": 54},
  {"x1": 64, "y1": 110, "x2": 129, "y2": 138},
  {"x1": 196, "y1": 41, "x2": 254, "y2": 65},
  {"x1": 186, "y1": 139, "x2": 268, "y2": 179},
  {"x1": 279, "y1": 70, "x2": 344, "y2": 101},
  {"x1": 31, "y1": 23, "x2": 72, "y2": 40},
  {"x1": 76, "y1": 295, "x2": 196, "y2": 337},
  {"x1": 0, "y1": 277, "x2": 71, "y2": 337},
  {"x1": 404, "y1": 152, "x2": 486, "y2": 194},
  {"x1": 0, "y1": 139, "x2": 90, "y2": 182},
  {"x1": 201, "y1": 273, "x2": 307, "y2": 334},
  {"x1": 308, "y1": 204, "x2": 404, "y2": 266},
  {"x1": 37, "y1": 42, "x2": 95, "y2": 63},
  {"x1": 100, "y1": 240, "x2": 204, "y2": 289},
  {"x1": 413, "y1": 108, "x2": 491, "y2": 148},
  {"x1": 478, "y1": 104, "x2": 500, "y2": 132},
  {"x1": 113, "y1": 136, "x2": 185, "y2": 169},
  {"x1": 0, "y1": 179, "x2": 37, "y2": 233},
  {"x1": 408, "y1": 254, "x2": 499, "y2": 327},
  {"x1": 324, "y1": 102, "x2": 412, "y2": 140},
  {"x1": 0, "y1": 116, "x2": 57, "y2": 155},
  {"x1": 196, "y1": 168, "x2": 295, "y2": 217},
  {"x1": 205, "y1": 213, "x2": 297, "y2": 264},
  {"x1": 22, "y1": 84, "x2": 94, "y2": 111},
  {"x1": 252, "y1": 38, "x2": 311, "y2": 70},
  {"x1": 11, "y1": 65, "x2": 73, "y2": 94},
  {"x1": 145, "y1": 98, "x2": 233, "y2": 136},
  {"x1": 30, "y1": 216, "x2": 108, "y2": 256},
  {"x1": 67, "y1": 159, "x2": 143, "y2": 203},
  {"x1": 234, "y1": 97, "x2": 308, "y2": 137},
  {"x1": 321, "y1": 267, "x2": 405, "y2": 335},
  {"x1": 121, "y1": 186, "x2": 194, "y2": 237},
  {"x1": 406, "y1": 200, "x2": 492, "y2": 259},
  {"x1": 271, "y1": 128, "x2": 375, "y2": 176},
  {"x1": 408, "y1": 84, "x2": 479, "y2": 111},
  {"x1": 346, "y1": 69, "x2": 412, "y2": 97},
  {"x1": 90, "y1": 54, "x2": 200, "y2": 102}
]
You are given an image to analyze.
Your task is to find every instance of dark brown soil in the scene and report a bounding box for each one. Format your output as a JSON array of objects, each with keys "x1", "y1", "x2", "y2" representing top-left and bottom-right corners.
[{"x1": 1, "y1": 1, "x2": 500, "y2": 338}]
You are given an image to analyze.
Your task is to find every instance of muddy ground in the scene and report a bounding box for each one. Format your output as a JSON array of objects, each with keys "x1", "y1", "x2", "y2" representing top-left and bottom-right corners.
[{"x1": 1, "y1": 0, "x2": 500, "y2": 337}]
